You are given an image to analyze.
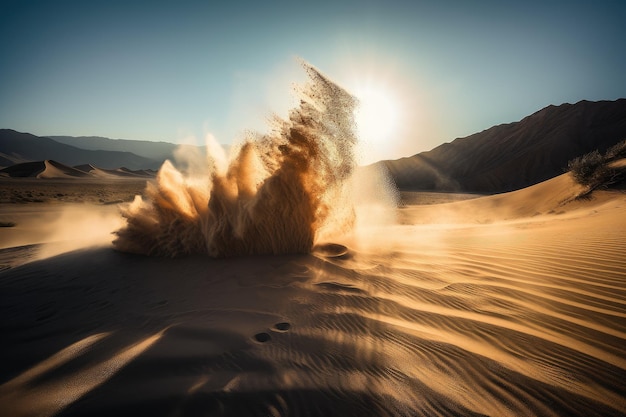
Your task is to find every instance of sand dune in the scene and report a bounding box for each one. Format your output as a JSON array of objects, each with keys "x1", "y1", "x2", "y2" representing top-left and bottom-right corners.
[
  {"x1": 399, "y1": 170, "x2": 621, "y2": 225},
  {"x1": 39, "y1": 160, "x2": 93, "y2": 179},
  {"x1": 1, "y1": 175, "x2": 625, "y2": 416},
  {"x1": 0, "y1": 161, "x2": 156, "y2": 180},
  {"x1": 0, "y1": 160, "x2": 90, "y2": 179},
  {"x1": 74, "y1": 164, "x2": 155, "y2": 179}
]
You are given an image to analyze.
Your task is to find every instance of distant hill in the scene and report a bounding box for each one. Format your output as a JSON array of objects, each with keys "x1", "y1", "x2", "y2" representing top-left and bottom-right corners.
[
  {"x1": 380, "y1": 99, "x2": 626, "y2": 193},
  {"x1": 3, "y1": 99, "x2": 626, "y2": 189},
  {"x1": 48, "y1": 135, "x2": 186, "y2": 162},
  {"x1": 0, "y1": 130, "x2": 161, "y2": 170}
]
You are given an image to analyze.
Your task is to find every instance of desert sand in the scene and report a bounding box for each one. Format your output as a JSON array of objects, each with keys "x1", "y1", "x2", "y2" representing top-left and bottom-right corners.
[
  {"x1": 0, "y1": 177, "x2": 147, "y2": 205},
  {"x1": 1, "y1": 67, "x2": 625, "y2": 416},
  {"x1": 0, "y1": 177, "x2": 146, "y2": 267},
  {"x1": 0, "y1": 170, "x2": 625, "y2": 417}
]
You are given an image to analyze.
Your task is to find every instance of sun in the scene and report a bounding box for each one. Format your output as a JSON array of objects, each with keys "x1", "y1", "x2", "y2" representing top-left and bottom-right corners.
[{"x1": 352, "y1": 84, "x2": 400, "y2": 163}]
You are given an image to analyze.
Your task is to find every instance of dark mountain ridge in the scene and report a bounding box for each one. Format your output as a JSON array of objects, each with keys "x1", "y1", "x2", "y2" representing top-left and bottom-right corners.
[
  {"x1": 3, "y1": 99, "x2": 626, "y2": 190},
  {"x1": 0, "y1": 130, "x2": 161, "y2": 170},
  {"x1": 381, "y1": 99, "x2": 626, "y2": 192},
  {"x1": 48, "y1": 135, "x2": 187, "y2": 162}
]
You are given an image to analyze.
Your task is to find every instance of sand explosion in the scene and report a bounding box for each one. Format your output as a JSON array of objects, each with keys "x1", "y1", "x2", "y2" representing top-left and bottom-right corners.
[{"x1": 114, "y1": 63, "x2": 359, "y2": 257}]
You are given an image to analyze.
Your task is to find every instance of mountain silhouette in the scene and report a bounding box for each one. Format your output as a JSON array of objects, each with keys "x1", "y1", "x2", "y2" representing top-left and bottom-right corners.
[
  {"x1": 48, "y1": 135, "x2": 191, "y2": 162},
  {"x1": 380, "y1": 99, "x2": 626, "y2": 192},
  {"x1": 0, "y1": 130, "x2": 161, "y2": 170}
]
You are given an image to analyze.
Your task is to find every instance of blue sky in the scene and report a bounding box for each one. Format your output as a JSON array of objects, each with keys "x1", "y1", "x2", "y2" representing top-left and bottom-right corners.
[{"x1": 1, "y1": 0, "x2": 625, "y2": 163}]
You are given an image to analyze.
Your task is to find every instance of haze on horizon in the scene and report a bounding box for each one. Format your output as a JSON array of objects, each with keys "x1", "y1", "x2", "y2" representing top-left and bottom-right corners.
[{"x1": 1, "y1": 0, "x2": 625, "y2": 164}]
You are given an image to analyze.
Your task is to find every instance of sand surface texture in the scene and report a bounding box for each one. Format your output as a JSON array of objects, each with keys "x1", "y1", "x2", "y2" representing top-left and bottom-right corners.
[{"x1": 0, "y1": 172, "x2": 625, "y2": 417}]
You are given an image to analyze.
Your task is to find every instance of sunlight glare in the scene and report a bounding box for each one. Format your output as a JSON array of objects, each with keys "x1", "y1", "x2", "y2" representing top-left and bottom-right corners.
[{"x1": 352, "y1": 84, "x2": 401, "y2": 164}]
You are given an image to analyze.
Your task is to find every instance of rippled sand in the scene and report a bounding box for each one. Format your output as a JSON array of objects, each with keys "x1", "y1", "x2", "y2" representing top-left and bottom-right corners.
[{"x1": 0, "y1": 182, "x2": 625, "y2": 416}]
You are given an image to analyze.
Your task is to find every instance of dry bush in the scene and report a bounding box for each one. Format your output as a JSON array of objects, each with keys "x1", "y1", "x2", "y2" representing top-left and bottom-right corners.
[
  {"x1": 605, "y1": 138, "x2": 626, "y2": 161},
  {"x1": 568, "y1": 140, "x2": 626, "y2": 190},
  {"x1": 568, "y1": 150, "x2": 606, "y2": 186}
]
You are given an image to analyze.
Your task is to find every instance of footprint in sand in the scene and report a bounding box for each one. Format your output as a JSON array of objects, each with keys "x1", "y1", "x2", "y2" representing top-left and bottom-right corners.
[
  {"x1": 253, "y1": 322, "x2": 291, "y2": 343},
  {"x1": 253, "y1": 332, "x2": 271, "y2": 343},
  {"x1": 273, "y1": 322, "x2": 291, "y2": 332}
]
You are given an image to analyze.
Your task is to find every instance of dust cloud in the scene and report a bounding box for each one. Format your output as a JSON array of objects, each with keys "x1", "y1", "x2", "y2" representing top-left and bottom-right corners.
[{"x1": 114, "y1": 62, "x2": 397, "y2": 258}]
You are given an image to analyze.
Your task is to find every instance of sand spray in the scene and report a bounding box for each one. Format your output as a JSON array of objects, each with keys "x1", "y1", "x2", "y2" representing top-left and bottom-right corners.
[{"x1": 114, "y1": 62, "x2": 396, "y2": 257}]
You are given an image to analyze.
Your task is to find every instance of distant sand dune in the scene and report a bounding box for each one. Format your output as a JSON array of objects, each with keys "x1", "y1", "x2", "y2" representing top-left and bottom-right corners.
[
  {"x1": 0, "y1": 160, "x2": 89, "y2": 179},
  {"x1": 0, "y1": 160, "x2": 155, "y2": 180},
  {"x1": 74, "y1": 164, "x2": 155, "y2": 178}
]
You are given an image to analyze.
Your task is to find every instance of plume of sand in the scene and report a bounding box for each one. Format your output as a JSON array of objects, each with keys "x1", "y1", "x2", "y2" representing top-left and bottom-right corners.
[
  {"x1": 114, "y1": 62, "x2": 361, "y2": 257},
  {"x1": 19, "y1": 205, "x2": 126, "y2": 260}
]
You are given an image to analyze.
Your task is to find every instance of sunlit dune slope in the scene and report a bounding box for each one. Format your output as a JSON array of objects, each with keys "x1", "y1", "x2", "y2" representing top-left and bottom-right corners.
[{"x1": 399, "y1": 169, "x2": 624, "y2": 225}]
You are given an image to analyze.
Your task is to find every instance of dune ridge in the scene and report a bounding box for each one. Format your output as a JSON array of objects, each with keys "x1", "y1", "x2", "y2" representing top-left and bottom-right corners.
[
  {"x1": 0, "y1": 160, "x2": 154, "y2": 179},
  {"x1": 0, "y1": 160, "x2": 90, "y2": 179},
  {"x1": 399, "y1": 169, "x2": 622, "y2": 225},
  {"x1": 73, "y1": 164, "x2": 154, "y2": 179}
]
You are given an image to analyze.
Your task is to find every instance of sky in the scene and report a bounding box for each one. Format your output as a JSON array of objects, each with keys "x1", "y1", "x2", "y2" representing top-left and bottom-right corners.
[{"x1": 1, "y1": 0, "x2": 625, "y2": 164}]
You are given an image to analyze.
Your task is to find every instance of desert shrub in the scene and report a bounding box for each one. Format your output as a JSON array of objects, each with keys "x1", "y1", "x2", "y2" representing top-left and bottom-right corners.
[
  {"x1": 567, "y1": 150, "x2": 605, "y2": 186},
  {"x1": 605, "y1": 138, "x2": 626, "y2": 161},
  {"x1": 567, "y1": 142, "x2": 626, "y2": 189}
]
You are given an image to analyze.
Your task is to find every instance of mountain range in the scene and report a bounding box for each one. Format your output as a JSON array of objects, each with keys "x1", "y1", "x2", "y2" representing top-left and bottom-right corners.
[
  {"x1": 47, "y1": 135, "x2": 190, "y2": 163},
  {"x1": 0, "y1": 130, "x2": 165, "y2": 170},
  {"x1": 0, "y1": 130, "x2": 216, "y2": 172},
  {"x1": 1, "y1": 98, "x2": 625, "y2": 191},
  {"x1": 379, "y1": 99, "x2": 626, "y2": 192}
]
